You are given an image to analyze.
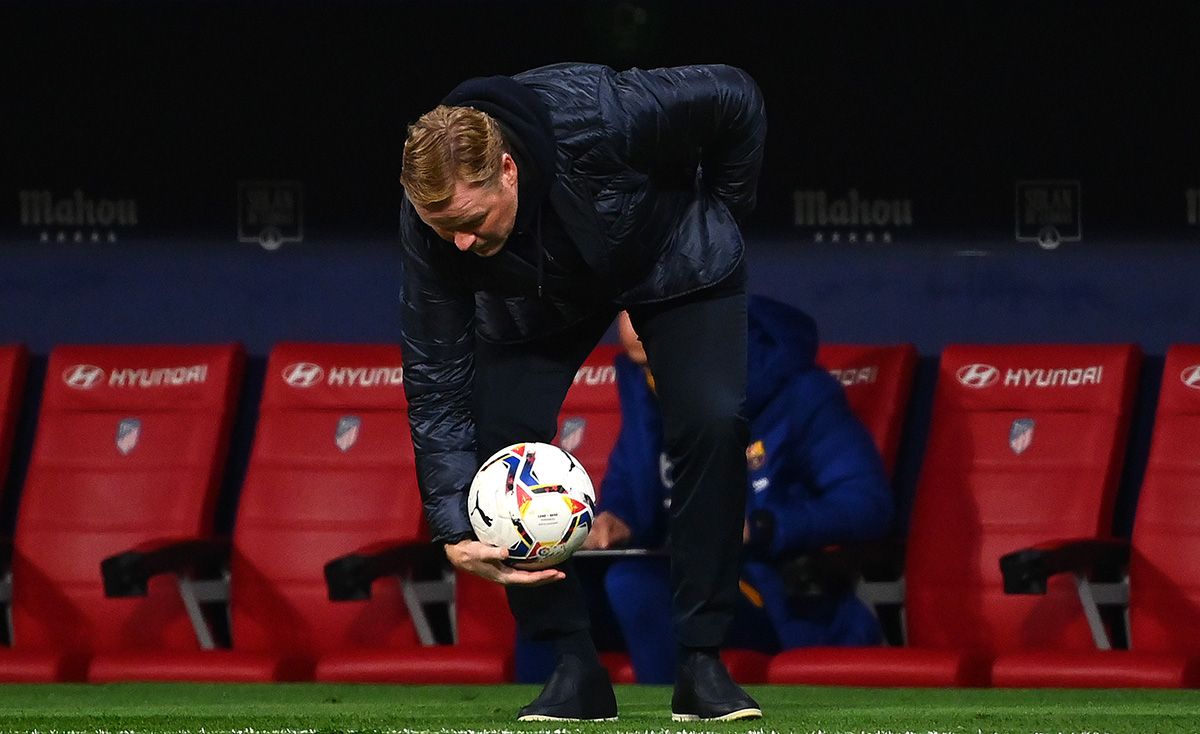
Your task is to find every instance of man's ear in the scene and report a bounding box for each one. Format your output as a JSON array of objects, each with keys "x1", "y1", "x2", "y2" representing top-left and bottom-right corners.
[{"x1": 501, "y1": 152, "x2": 519, "y2": 188}]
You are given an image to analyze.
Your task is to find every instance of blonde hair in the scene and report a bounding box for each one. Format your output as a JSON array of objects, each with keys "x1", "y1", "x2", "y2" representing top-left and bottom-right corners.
[{"x1": 401, "y1": 105, "x2": 508, "y2": 208}]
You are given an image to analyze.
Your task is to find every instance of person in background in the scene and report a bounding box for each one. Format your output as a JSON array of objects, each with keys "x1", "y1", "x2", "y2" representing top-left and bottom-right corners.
[{"x1": 584, "y1": 296, "x2": 894, "y2": 683}]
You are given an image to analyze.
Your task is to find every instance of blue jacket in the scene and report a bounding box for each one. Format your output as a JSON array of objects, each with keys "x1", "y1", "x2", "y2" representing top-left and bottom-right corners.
[
  {"x1": 598, "y1": 296, "x2": 894, "y2": 560},
  {"x1": 398, "y1": 64, "x2": 767, "y2": 542}
]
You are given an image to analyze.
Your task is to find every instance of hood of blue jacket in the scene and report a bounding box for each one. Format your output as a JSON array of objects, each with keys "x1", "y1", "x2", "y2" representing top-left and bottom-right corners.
[{"x1": 746, "y1": 295, "x2": 818, "y2": 418}]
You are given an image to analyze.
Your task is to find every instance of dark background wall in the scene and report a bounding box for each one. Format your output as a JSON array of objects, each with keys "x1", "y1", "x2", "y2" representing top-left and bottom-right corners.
[{"x1": 4, "y1": 0, "x2": 1200, "y2": 533}]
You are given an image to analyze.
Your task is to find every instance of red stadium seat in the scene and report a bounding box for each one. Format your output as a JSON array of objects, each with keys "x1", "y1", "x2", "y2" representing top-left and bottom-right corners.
[
  {"x1": 0, "y1": 344, "x2": 243, "y2": 682},
  {"x1": 554, "y1": 345, "x2": 622, "y2": 502},
  {"x1": 816, "y1": 343, "x2": 917, "y2": 477},
  {"x1": 769, "y1": 344, "x2": 1140, "y2": 687},
  {"x1": 0, "y1": 345, "x2": 29, "y2": 493},
  {"x1": 316, "y1": 569, "x2": 513, "y2": 684},
  {"x1": 233, "y1": 344, "x2": 425, "y2": 680},
  {"x1": 89, "y1": 343, "x2": 514, "y2": 683},
  {"x1": 0, "y1": 345, "x2": 30, "y2": 643},
  {"x1": 992, "y1": 345, "x2": 1200, "y2": 687},
  {"x1": 813, "y1": 344, "x2": 918, "y2": 643}
]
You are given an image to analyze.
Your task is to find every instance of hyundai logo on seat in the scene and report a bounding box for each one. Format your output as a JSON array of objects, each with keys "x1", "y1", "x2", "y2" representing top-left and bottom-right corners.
[
  {"x1": 1181, "y1": 364, "x2": 1200, "y2": 390},
  {"x1": 956, "y1": 363, "x2": 1000, "y2": 388},
  {"x1": 63, "y1": 364, "x2": 105, "y2": 390},
  {"x1": 283, "y1": 362, "x2": 324, "y2": 388}
]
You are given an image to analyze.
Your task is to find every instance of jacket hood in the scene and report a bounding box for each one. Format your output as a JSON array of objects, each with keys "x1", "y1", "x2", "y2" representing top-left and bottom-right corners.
[
  {"x1": 442, "y1": 75, "x2": 556, "y2": 232},
  {"x1": 746, "y1": 295, "x2": 818, "y2": 417}
]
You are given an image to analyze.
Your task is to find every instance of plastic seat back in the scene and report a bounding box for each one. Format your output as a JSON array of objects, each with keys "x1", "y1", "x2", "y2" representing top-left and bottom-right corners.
[
  {"x1": 906, "y1": 344, "x2": 1138, "y2": 654},
  {"x1": 1127, "y1": 345, "x2": 1200, "y2": 653},
  {"x1": 0, "y1": 345, "x2": 30, "y2": 493},
  {"x1": 555, "y1": 345, "x2": 622, "y2": 501},
  {"x1": 231, "y1": 344, "x2": 423, "y2": 656},
  {"x1": 454, "y1": 569, "x2": 515, "y2": 651},
  {"x1": 13, "y1": 344, "x2": 243, "y2": 653},
  {"x1": 817, "y1": 343, "x2": 917, "y2": 476}
]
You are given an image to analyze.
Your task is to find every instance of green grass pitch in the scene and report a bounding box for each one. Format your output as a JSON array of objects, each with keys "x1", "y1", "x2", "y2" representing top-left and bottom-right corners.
[{"x1": 0, "y1": 683, "x2": 1198, "y2": 734}]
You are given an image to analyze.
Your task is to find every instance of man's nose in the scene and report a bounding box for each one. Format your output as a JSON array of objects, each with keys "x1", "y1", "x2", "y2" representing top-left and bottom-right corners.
[{"x1": 454, "y1": 232, "x2": 476, "y2": 251}]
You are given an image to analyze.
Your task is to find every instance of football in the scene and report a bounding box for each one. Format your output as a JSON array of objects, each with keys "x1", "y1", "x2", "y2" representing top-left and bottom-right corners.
[{"x1": 467, "y1": 442, "x2": 595, "y2": 569}]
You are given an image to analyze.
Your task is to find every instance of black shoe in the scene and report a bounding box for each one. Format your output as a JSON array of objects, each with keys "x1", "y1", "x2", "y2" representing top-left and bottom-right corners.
[
  {"x1": 671, "y1": 651, "x2": 762, "y2": 722},
  {"x1": 517, "y1": 655, "x2": 618, "y2": 722}
]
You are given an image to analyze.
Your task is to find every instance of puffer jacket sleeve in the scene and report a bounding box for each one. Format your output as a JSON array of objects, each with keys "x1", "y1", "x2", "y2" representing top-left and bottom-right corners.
[
  {"x1": 757, "y1": 370, "x2": 894, "y2": 558},
  {"x1": 398, "y1": 200, "x2": 479, "y2": 543},
  {"x1": 614, "y1": 64, "x2": 767, "y2": 218}
]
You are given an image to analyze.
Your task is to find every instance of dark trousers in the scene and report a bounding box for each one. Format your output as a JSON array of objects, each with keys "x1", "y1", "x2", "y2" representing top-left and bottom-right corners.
[{"x1": 473, "y1": 272, "x2": 748, "y2": 650}]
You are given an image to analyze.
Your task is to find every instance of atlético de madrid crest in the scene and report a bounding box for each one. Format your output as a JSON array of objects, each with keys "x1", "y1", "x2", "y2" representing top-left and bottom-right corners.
[
  {"x1": 1009, "y1": 418, "x2": 1035, "y2": 455},
  {"x1": 116, "y1": 417, "x2": 141, "y2": 456},
  {"x1": 336, "y1": 415, "x2": 361, "y2": 452},
  {"x1": 559, "y1": 417, "x2": 586, "y2": 454}
]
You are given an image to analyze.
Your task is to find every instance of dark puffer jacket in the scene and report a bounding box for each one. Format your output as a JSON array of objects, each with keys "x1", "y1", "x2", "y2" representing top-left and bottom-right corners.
[{"x1": 399, "y1": 63, "x2": 767, "y2": 542}]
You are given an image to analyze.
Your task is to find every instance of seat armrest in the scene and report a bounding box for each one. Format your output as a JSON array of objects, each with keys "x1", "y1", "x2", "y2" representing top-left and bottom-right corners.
[
  {"x1": 1000, "y1": 537, "x2": 1130, "y2": 594},
  {"x1": 777, "y1": 548, "x2": 853, "y2": 597},
  {"x1": 774, "y1": 537, "x2": 905, "y2": 597},
  {"x1": 101, "y1": 537, "x2": 231, "y2": 597},
  {"x1": 573, "y1": 547, "x2": 667, "y2": 558},
  {"x1": 324, "y1": 540, "x2": 435, "y2": 601},
  {"x1": 859, "y1": 537, "x2": 902, "y2": 582}
]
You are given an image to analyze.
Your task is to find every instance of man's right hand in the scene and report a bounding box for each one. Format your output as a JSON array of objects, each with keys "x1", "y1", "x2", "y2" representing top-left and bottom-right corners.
[
  {"x1": 443, "y1": 539, "x2": 566, "y2": 586},
  {"x1": 583, "y1": 511, "x2": 632, "y2": 550}
]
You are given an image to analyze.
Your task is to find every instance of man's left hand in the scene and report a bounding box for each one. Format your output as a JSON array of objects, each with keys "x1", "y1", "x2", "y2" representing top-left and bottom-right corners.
[{"x1": 444, "y1": 539, "x2": 566, "y2": 586}]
